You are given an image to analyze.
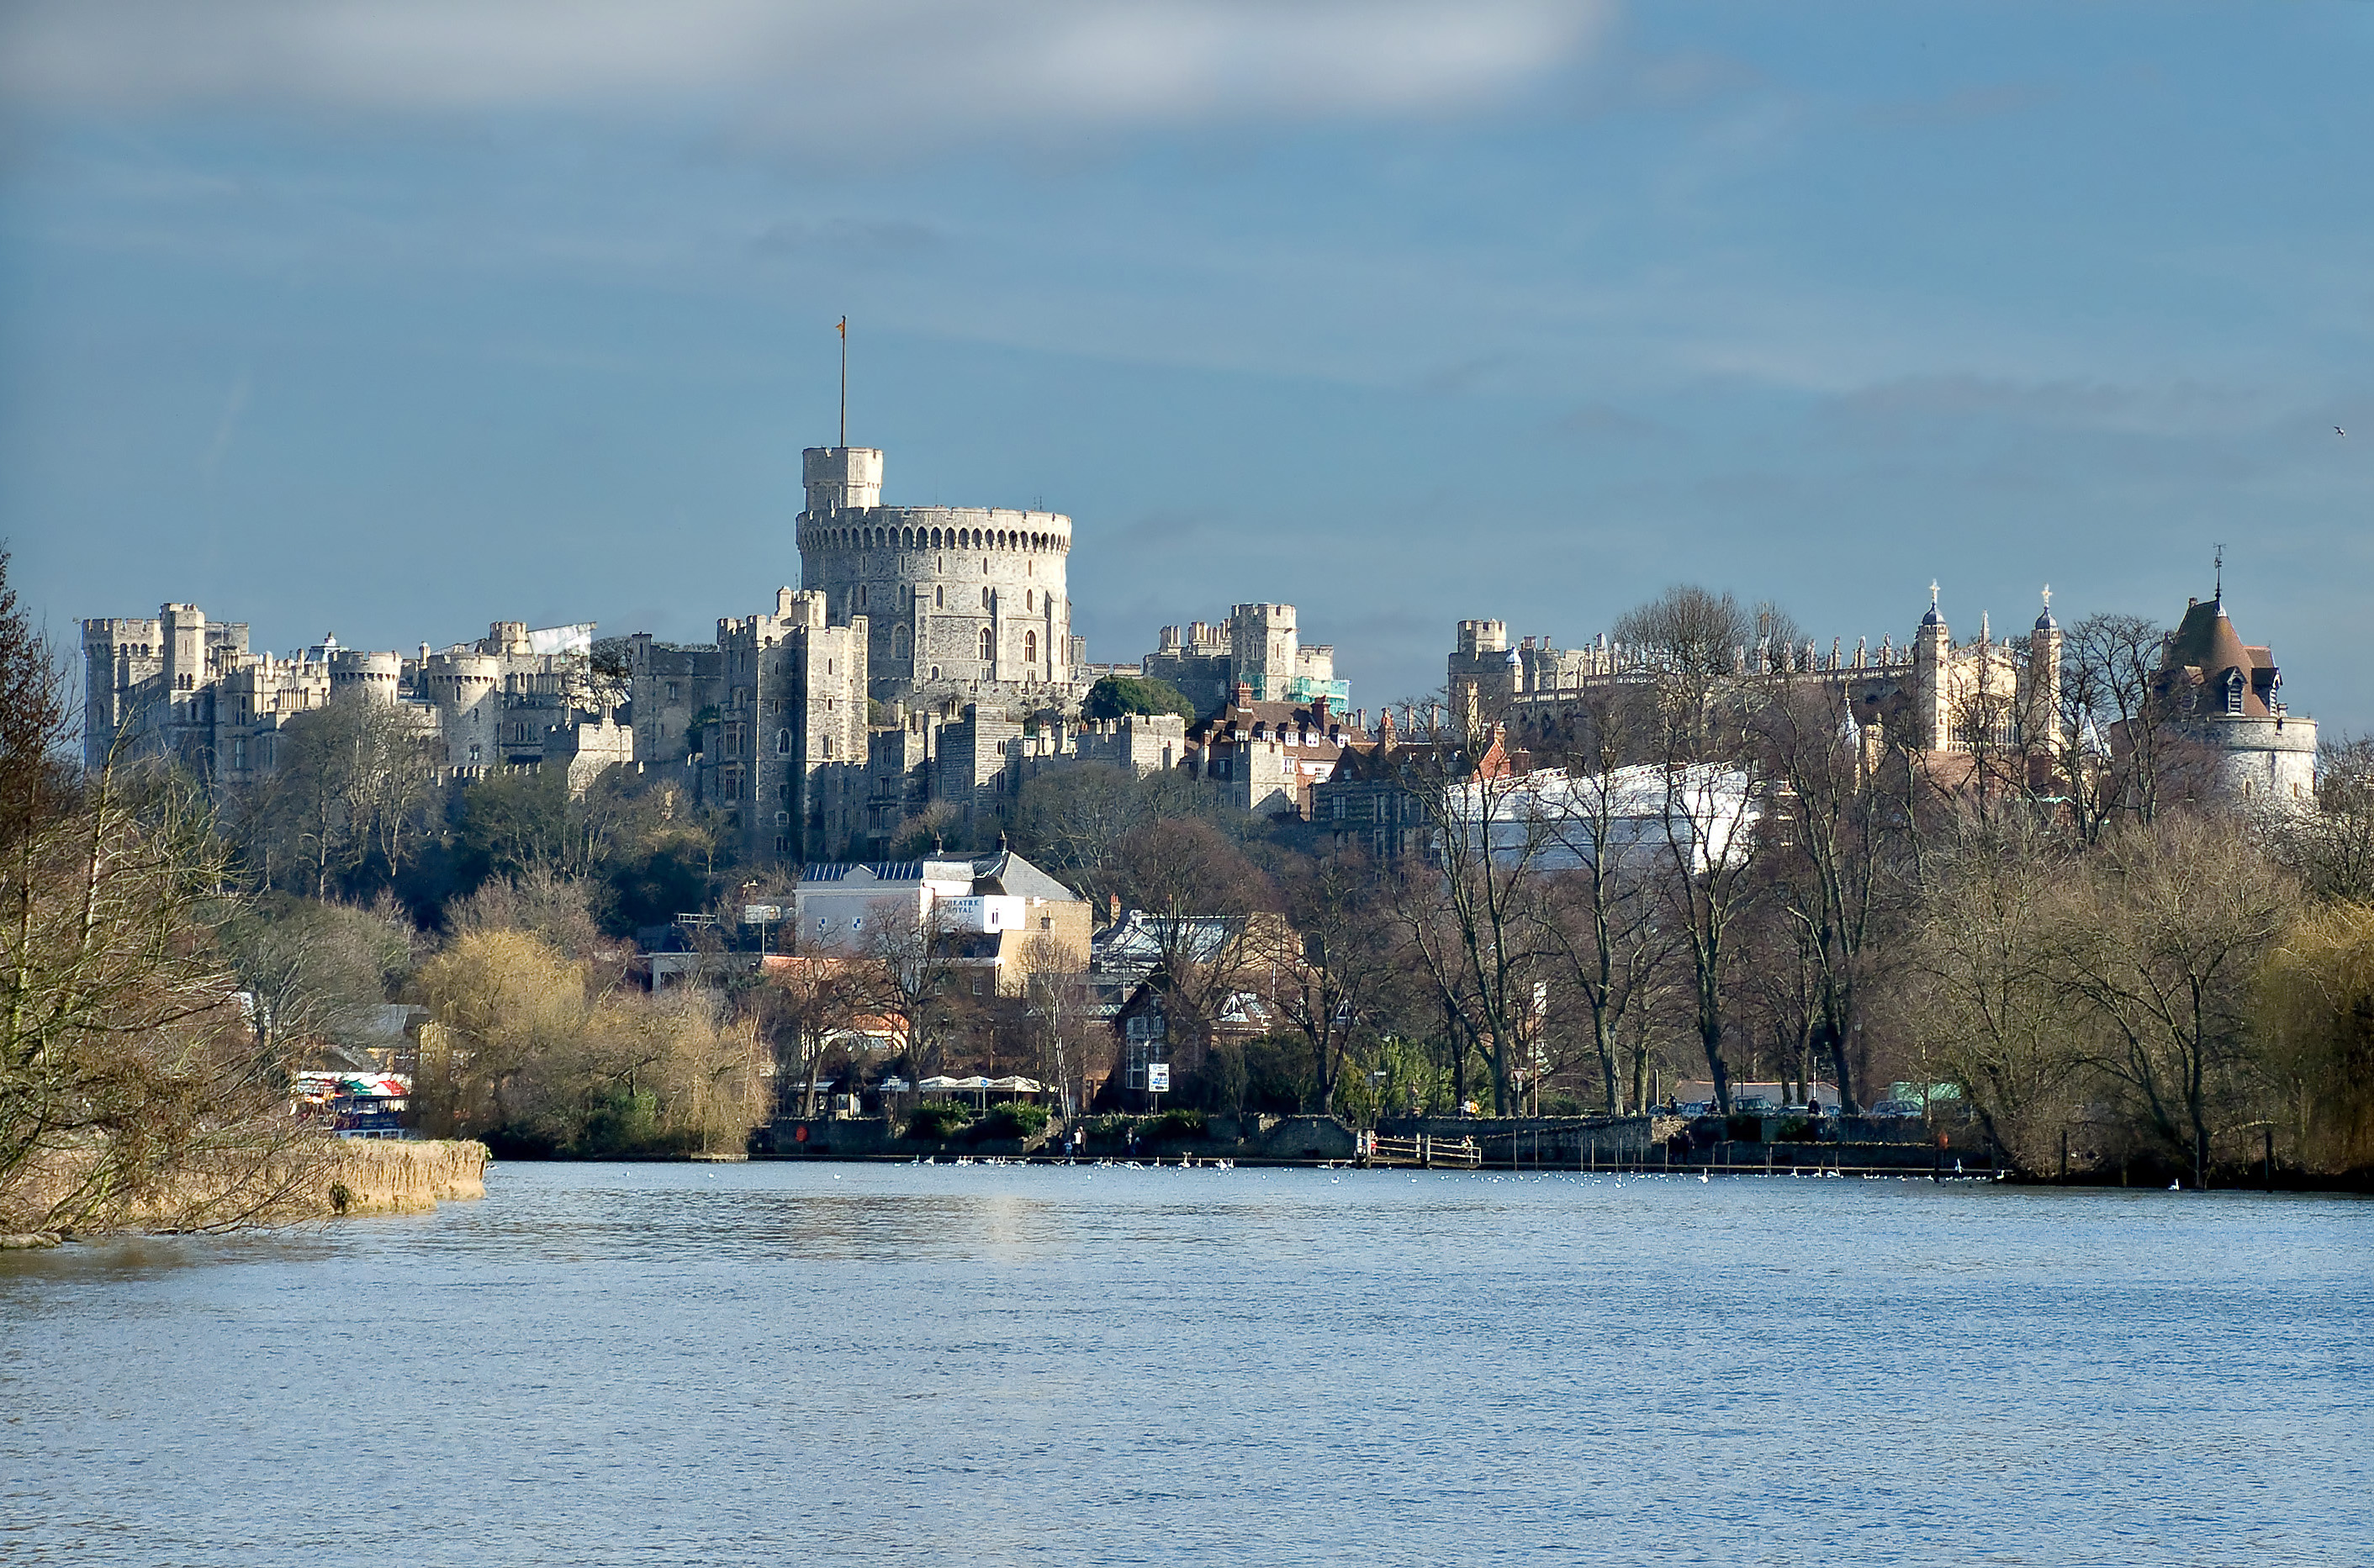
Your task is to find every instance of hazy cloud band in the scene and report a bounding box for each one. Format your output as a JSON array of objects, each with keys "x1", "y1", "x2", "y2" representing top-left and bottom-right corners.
[{"x1": 0, "y1": 0, "x2": 1614, "y2": 128}]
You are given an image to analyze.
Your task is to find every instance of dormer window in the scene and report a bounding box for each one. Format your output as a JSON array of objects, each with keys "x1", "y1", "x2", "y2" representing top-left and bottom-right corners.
[{"x1": 2222, "y1": 668, "x2": 2247, "y2": 715}]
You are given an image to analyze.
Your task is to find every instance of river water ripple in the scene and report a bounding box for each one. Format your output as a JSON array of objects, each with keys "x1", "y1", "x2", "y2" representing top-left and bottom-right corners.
[{"x1": 3, "y1": 1163, "x2": 2369, "y2": 1565}]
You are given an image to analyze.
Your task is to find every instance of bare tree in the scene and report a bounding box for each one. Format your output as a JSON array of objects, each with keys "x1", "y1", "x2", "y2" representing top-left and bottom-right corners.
[
  {"x1": 1753, "y1": 683, "x2": 1924, "y2": 1112},
  {"x1": 757, "y1": 956, "x2": 870, "y2": 1117},
  {"x1": 1612, "y1": 584, "x2": 1753, "y2": 680},
  {"x1": 1387, "y1": 701, "x2": 1552, "y2": 1116},
  {"x1": 1110, "y1": 817, "x2": 1277, "y2": 1087},
  {"x1": 1910, "y1": 816, "x2": 2087, "y2": 1170},
  {"x1": 2058, "y1": 612, "x2": 2170, "y2": 839},
  {"x1": 215, "y1": 895, "x2": 410, "y2": 1067},
  {"x1": 2054, "y1": 814, "x2": 2297, "y2": 1187},
  {"x1": 1269, "y1": 849, "x2": 1397, "y2": 1115},
  {"x1": 1652, "y1": 760, "x2": 1761, "y2": 1116},
  {"x1": 230, "y1": 698, "x2": 442, "y2": 898},
  {"x1": 865, "y1": 895, "x2": 969, "y2": 1090},
  {"x1": 1531, "y1": 719, "x2": 1677, "y2": 1112},
  {"x1": 1018, "y1": 934, "x2": 1097, "y2": 1122},
  {"x1": 2262, "y1": 734, "x2": 2374, "y2": 901},
  {"x1": 1012, "y1": 764, "x2": 1230, "y2": 908}
]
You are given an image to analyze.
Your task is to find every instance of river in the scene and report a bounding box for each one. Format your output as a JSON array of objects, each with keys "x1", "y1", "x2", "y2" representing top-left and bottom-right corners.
[{"x1": 3, "y1": 1162, "x2": 2368, "y2": 1565}]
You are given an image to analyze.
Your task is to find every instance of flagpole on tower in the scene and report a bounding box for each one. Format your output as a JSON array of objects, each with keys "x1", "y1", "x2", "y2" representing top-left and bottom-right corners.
[{"x1": 837, "y1": 316, "x2": 848, "y2": 451}]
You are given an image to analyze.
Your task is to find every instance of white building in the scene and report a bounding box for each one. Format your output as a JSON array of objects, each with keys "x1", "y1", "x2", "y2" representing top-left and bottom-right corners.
[{"x1": 1441, "y1": 763, "x2": 1758, "y2": 876}]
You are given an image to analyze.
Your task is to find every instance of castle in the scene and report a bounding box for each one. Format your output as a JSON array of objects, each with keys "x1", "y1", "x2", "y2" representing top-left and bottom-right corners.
[
  {"x1": 619, "y1": 445, "x2": 1366, "y2": 862},
  {"x1": 1444, "y1": 582, "x2": 2312, "y2": 805},
  {"x1": 80, "y1": 608, "x2": 628, "y2": 795},
  {"x1": 1141, "y1": 602, "x2": 1346, "y2": 715},
  {"x1": 82, "y1": 436, "x2": 1366, "y2": 865},
  {"x1": 84, "y1": 429, "x2": 2307, "y2": 860}
]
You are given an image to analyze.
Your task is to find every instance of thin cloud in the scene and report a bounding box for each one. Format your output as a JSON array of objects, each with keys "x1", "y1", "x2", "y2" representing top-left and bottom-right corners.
[
  {"x1": 198, "y1": 367, "x2": 250, "y2": 479},
  {"x1": 0, "y1": 0, "x2": 1615, "y2": 133}
]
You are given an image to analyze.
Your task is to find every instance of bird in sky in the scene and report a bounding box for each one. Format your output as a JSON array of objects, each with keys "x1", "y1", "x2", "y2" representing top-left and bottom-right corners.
[{"x1": 2339, "y1": 425, "x2": 2348, "y2": 436}]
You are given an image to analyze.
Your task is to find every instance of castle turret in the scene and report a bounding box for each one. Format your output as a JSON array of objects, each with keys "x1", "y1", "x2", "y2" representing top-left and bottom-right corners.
[
  {"x1": 161, "y1": 602, "x2": 205, "y2": 694},
  {"x1": 1449, "y1": 619, "x2": 1516, "y2": 723},
  {"x1": 1230, "y1": 603, "x2": 1298, "y2": 700},
  {"x1": 795, "y1": 443, "x2": 1073, "y2": 705},
  {"x1": 2027, "y1": 587, "x2": 2062, "y2": 746},
  {"x1": 1913, "y1": 584, "x2": 1951, "y2": 751},
  {"x1": 803, "y1": 446, "x2": 885, "y2": 514},
  {"x1": 329, "y1": 648, "x2": 402, "y2": 704}
]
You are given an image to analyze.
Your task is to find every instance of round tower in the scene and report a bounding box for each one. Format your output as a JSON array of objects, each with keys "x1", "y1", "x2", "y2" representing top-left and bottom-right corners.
[
  {"x1": 1913, "y1": 583, "x2": 1952, "y2": 752},
  {"x1": 329, "y1": 648, "x2": 402, "y2": 704},
  {"x1": 795, "y1": 446, "x2": 1074, "y2": 706},
  {"x1": 2026, "y1": 588, "x2": 2063, "y2": 746}
]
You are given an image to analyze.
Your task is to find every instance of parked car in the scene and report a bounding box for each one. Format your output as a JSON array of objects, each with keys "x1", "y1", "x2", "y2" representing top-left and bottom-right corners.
[{"x1": 1868, "y1": 1099, "x2": 1925, "y2": 1118}]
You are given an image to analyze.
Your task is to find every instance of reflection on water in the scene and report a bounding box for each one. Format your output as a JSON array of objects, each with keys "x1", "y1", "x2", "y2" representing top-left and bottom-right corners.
[{"x1": 3, "y1": 1164, "x2": 2370, "y2": 1566}]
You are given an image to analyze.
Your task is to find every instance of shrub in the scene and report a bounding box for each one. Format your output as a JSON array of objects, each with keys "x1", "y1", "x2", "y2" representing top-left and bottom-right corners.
[
  {"x1": 1775, "y1": 1117, "x2": 1816, "y2": 1143},
  {"x1": 1082, "y1": 1113, "x2": 1140, "y2": 1148},
  {"x1": 579, "y1": 1089, "x2": 662, "y2": 1156},
  {"x1": 1241, "y1": 1034, "x2": 1314, "y2": 1114},
  {"x1": 1725, "y1": 1112, "x2": 1765, "y2": 1143},
  {"x1": 904, "y1": 1099, "x2": 974, "y2": 1141},
  {"x1": 969, "y1": 1102, "x2": 1052, "y2": 1143},
  {"x1": 1142, "y1": 1108, "x2": 1209, "y2": 1143},
  {"x1": 1082, "y1": 674, "x2": 1198, "y2": 723}
]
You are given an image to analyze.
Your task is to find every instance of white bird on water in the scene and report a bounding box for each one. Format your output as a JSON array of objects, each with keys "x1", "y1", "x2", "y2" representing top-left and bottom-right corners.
[
  {"x1": 2170, "y1": 1179, "x2": 2181, "y2": 1191},
  {"x1": 1699, "y1": 1170, "x2": 1710, "y2": 1185}
]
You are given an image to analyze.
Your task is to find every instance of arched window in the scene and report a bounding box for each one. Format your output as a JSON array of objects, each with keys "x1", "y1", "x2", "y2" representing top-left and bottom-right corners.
[
  {"x1": 982, "y1": 586, "x2": 992, "y2": 609},
  {"x1": 775, "y1": 729, "x2": 790, "y2": 756},
  {"x1": 979, "y1": 626, "x2": 994, "y2": 662},
  {"x1": 934, "y1": 586, "x2": 944, "y2": 609},
  {"x1": 1024, "y1": 630, "x2": 1037, "y2": 666},
  {"x1": 891, "y1": 625, "x2": 910, "y2": 659},
  {"x1": 1025, "y1": 589, "x2": 1034, "y2": 612},
  {"x1": 855, "y1": 583, "x2": 868, "y2": 609}
]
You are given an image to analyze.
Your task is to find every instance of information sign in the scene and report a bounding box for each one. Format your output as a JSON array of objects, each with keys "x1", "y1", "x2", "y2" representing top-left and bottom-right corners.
[{"x1": 1145, "y1": 1063, "x2": 1171, "y2": 1094}]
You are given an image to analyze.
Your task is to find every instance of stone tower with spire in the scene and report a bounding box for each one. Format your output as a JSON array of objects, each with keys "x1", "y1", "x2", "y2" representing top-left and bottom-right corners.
[{"x1": 1912, "y1": 582, "x2": 1953, "y2": 751}]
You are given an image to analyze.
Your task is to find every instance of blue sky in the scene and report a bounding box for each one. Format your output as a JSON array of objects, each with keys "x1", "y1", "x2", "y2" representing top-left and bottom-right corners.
[{"x1": 4, "y1": 1, "x2": 2371, "y2": 726}]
